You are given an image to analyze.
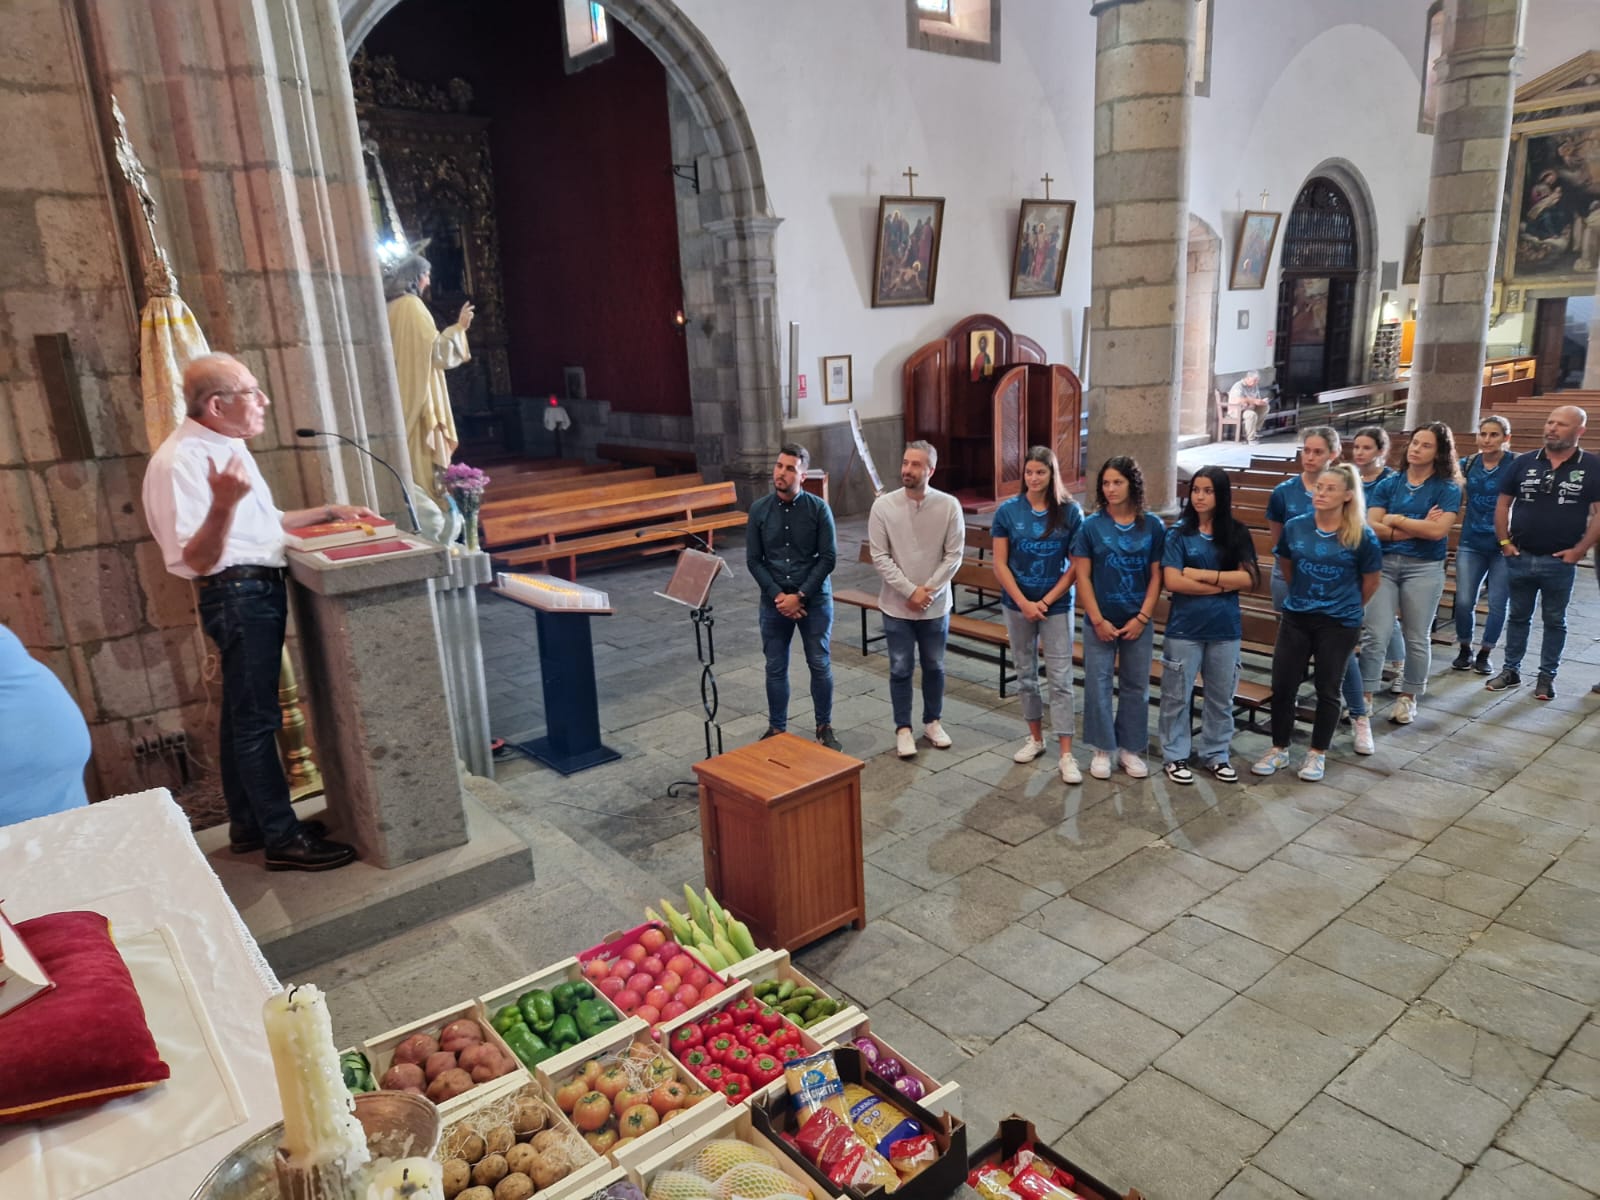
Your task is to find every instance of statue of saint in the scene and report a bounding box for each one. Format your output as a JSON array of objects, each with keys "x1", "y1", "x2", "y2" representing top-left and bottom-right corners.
[{"x1": 384, "y1": 252, "x2": 473, "y2": 497}]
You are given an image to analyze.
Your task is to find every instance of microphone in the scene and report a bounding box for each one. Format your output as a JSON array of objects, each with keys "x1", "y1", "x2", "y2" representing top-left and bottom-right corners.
[
  {"x1": 637, "y1": 527, "x2": 716, "y2": 554},
  {"x1": 295, "y1": 428, "x2": 421, "y2": 533}
]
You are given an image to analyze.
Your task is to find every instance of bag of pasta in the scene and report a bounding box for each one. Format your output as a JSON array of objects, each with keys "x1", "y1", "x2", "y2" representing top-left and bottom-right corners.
[
  {"x1": 842, "y1": 1084, "x2": 923, "y2": 1157},
  {"x1": 795, "y1": 1105, "x2": 900, "y2": 1193}
]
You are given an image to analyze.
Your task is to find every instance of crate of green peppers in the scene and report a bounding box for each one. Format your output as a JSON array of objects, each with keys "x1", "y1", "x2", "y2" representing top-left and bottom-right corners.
[{"x1": 481, "y1": 957, "x2": 628, "y2": 1069}]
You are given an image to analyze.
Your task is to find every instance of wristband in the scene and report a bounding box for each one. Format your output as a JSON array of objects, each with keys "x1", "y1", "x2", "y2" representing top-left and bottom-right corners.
[
  {"x1": 1136, "y1": 613, "x2": 1150, "y2": 625},
  {"x1": 1498, "y1": 538, "x2": 1511, "y2": 547}
]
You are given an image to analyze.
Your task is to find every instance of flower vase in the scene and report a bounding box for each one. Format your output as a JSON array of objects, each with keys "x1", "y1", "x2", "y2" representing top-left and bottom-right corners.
[{"x1": 459, "y1": 496, "x2": 481, "y2": 553}]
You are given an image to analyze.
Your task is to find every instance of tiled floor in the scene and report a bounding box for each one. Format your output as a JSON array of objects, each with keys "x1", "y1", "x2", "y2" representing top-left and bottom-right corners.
[{"x1": 315, "y1": 510, "x2": 1600, "y2": 1200}]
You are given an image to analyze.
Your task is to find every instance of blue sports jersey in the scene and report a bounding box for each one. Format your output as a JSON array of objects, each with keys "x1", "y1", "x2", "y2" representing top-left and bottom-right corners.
[
  {"x1": 991, "y1": 495, "x2": 1084, "y2": 616},
  {"x1": 1458, "y1": 453, "x2": 1514, "y2": 556},
  {"x1": 1367, "y1": 473, "x2": 1461, "y2": 561},
  {"x1": 1275, "y1": 515, "x2": 1383, "y2": 628},
  {"x1": 1161, "y1": 527, "x2": 1241, "y2": 642},
  {"x1": 1071, "y1": 512, "x2": 1166, "y2": 627},
  {"x1": 1266, "y1": 478, "x2": 1315, "y2": 579}
]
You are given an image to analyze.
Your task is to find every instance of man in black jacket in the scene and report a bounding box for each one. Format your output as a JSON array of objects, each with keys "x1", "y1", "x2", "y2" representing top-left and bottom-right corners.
[{"x1": 746, "y1": 443, "x2": 840, "y2": 749}]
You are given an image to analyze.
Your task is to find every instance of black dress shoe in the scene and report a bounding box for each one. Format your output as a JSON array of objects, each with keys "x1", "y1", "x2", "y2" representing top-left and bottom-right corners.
[
  {"x1": 263, "y1": 832, "x2": 357, "y2": 872},
  {"x1": 230, "y1": 819, "x2": 327, "y2": 854}
]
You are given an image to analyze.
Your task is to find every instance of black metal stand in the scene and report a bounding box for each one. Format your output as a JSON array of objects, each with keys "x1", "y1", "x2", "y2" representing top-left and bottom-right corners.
[
  {"x1": 508, "y1": 607, "x2": 621, "y2": 775},
  {"x1": 666, "y1": 602, "x2": 722, "y2": 797}
]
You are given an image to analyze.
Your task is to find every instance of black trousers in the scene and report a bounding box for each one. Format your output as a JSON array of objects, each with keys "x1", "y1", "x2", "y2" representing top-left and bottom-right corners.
[{"x1": 1271, "y1": 608, "x2": 1361, "y2": 751}]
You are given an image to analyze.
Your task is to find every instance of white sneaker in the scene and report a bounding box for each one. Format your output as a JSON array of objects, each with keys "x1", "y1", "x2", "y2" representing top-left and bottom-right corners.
[
  {"x1": 896, "y1": 727, "x2": 917, "y2": 759},
  {"x1": 1352, "y1": 716, "x2": 1375, "y2": 755},
  {"x1": 924, "y1": 720, "x2": 952, "y2": 749},
  {"x1": 1391, "y1": 695, "x2": 1417, "y2": 725},
  {"x1": 1298, "y1": 750, "x2": 1327, "y2": 782},
  {"x1": 1060, "y1": 754, "x2": 1083, "y2": 784},
  {"x1": 1089, "y1": 751, "x2": 1113, "y2": 779},
  {"x1": 1118, "y1": 750, "x2": 1149, "y2": 779},
  {"x1": 1013, "y1": 736, "x2": 1047, "y2": 764}
]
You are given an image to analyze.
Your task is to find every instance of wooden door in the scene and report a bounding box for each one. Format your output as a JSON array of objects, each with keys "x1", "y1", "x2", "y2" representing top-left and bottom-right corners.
[
  {"x1": 992, "y1": 366, "x2": 1028, "y2": 504},
  {"x1": 1049, "y1": 365, "x2": 1083, "y2": 488},
  {"x1": 1532, "y1": 298, "x2": 1568, "y2": 396}
]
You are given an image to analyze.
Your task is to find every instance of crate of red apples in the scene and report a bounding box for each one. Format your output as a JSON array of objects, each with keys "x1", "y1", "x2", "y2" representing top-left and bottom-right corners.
[
  {"x1": 578, "y1": 923, "x2": 731, "y2": 1030},
  {"x1": 661, "y1": 981, "x2": 824, "y2": 1106}
]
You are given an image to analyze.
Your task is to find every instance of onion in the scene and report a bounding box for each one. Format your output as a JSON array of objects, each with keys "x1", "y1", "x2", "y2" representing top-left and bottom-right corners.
[
  {"x1": 893, "y1": 1076, "x2": 925, "y2": 1101},
  {"x1": 853, "y1": 1037, "x2": 881, "y2": 1066},
  {"x1": 874, "y1": 1054, "x2": 903, "y2": 1082}
]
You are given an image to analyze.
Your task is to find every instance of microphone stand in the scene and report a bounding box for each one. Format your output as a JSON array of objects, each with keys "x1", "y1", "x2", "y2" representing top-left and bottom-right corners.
[{"x1": 295, "y1": 428, "x2": 421, "y2": 533}]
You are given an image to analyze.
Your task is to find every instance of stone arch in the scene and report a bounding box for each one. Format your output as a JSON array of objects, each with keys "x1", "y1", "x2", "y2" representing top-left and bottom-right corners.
[
  {"x1": 338, "y1": 0, "x2": 784, "y2": 495},
  {"x1": 1296, "y1": 158, "x2": 1380, "y2": 390},
  {"x1": 1183, "y1": 214, "x2": 1222, "y2": 440}
]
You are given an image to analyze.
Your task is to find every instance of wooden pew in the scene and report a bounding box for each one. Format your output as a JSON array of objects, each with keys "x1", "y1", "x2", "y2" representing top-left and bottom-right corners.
[
  {"x1": 485, "y1": 466, "x2": 656, "y2": 506},
  {"x1": 482, "y1": 471, "x2": 680, "y2": 516},
  {"x1": 594, "y1": 442, "x2": 698, "y2": 475},
  {"x1": 482, "y1": 480, "x2": 744, "y2": 578}
]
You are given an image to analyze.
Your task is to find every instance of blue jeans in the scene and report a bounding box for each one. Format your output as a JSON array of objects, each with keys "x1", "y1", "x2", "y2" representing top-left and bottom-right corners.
[
  {"x1": 1159, "y1": 637, "x2": 1240, "y2": 766},
  {"x1": 882, "y1": 613, "x2": 948, "y2": 729},
  {"x1": 1453, "y1": 546, "x2": 1509, "y2": 648},
  {"x1": 1503, "y1": 553, "x2": 1577, "y2": 678},
  {"x1": 1359, "y1": 557, "x2": 1446, "y2": 695},
  {"x1": 1003, "y1": 607, "x2": 1075, "y2": 739},
  {"x1": 1082, "y1": 619, "x2": 1154, "y2": 754},
  {"x1": 759, "y1": 597, "x2": 834, "y2": 731},
  {"x1": 197, "y1": 577, "x2": 300, "y2": 849}
]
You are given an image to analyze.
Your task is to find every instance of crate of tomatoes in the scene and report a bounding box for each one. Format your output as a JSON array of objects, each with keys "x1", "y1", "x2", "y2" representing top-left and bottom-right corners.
[{"x1": 659, "y1": 980, "x2": 824, "y2": 1107}]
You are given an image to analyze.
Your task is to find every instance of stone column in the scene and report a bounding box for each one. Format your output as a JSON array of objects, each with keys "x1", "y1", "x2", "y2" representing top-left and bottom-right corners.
[
  {"x1": 1585, "y1": 262, "x2": 1600, "y2": 390},
  {"x1": 1407, "y1": 0, "x2": 1526, "y2": 433},
  {"x1": 705, "y1": 215, "x2": 785, "y2": 507},
  {"x1": 1087, "y1": 0, "x2": 1194, "y2": 512}
]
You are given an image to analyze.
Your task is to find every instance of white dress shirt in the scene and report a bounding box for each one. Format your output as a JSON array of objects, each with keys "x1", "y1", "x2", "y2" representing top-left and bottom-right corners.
[{"x1": 142, "y1": 418, "x2": 286, "y2": 579}]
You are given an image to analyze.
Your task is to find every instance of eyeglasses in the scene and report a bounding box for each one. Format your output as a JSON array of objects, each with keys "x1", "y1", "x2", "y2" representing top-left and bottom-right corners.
[{"x1": 209, "y1": 386, "x2": 267, "y2": 404}]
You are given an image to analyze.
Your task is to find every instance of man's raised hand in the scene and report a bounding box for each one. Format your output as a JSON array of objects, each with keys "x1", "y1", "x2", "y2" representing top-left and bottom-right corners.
[{"x1": 207, "y1": 454, "x2": 252, "y2": 508}]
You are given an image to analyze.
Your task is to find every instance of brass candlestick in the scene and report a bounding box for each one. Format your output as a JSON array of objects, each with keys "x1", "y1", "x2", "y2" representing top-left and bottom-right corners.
[{"x1": 277, "y1": 649, "x2": 324, "y2": 800}]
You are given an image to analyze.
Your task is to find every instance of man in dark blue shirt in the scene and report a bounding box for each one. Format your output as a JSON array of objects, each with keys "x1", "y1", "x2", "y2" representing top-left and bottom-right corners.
[
  {"x1": 1487, "y1": 405, "x2": 1600, "y2": 700},
  {"x1": 746, "y1": 443, "x2": 841, "y2": 749}
]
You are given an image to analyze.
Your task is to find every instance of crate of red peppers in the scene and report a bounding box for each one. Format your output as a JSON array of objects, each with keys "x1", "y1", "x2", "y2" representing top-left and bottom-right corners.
[
  {"x1": 661, "y1": 980, "x2": 824, "y2": 1106},
  {"x1": 967, "y1": 1117, "x2": 1143, "y2": 1200}
]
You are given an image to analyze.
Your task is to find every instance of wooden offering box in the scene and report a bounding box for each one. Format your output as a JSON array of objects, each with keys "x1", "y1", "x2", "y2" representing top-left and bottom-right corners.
[{"x1": 692, "y1": 732, "x2": 865, "y2": 951}]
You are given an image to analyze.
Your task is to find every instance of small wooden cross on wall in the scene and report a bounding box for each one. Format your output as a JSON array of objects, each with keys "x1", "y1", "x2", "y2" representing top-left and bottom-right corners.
[
  {"x1": 903, "y1": 166, "x2": 918, "y2": 196},
  {"x1": 1041, "y1": 173, "x2": 1054, "y2": 200},
  {"x1": 1258, "y1": 189, "x2": 1270, "y2": 209}
]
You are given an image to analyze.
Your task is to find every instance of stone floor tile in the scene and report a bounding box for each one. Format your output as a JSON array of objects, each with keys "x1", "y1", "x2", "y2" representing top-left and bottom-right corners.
[
  {"x1": 1399, "y1": 740, "x2": 1534, "y2": 793},
  {"x1": 1423, "y1": 825, "x2": 1561, "y2": 885},
  {"x1": 1067, "y1": 843, "x2": 1239, "y2": 932},
  {"x1": 840, "y1": 998, "x2": 972, "y2": 1081},
  {"x1": 948, "y1": 1022, "x2": 1122, "y2": 1143},
  {"x1": 1214, "y1": 1166, "x2": 1309, "y2": 1199},
  {"x1": 952, "y1": 777, "x2": 1088, "y2": 844},
  {"x1": 1086, "y1": 945, "x2": 1235, "y2": 1034},
  {"x1": 1243, "y1": 956, "x2": 1404, "y2": 1048},
  {"x1": 1543, "y1": 831, "x2": 1600, "y2": 894},
  {"x1": 1029, "y1": 983, "x2": 1179, "y2": 1079},
  {"x1": 1462, "y1": 922, "x2": 1600, "y2": 1005},
  {"x1": 1385, "y1": 856, "x2": 1526, "y2": 919},
  {"x1": 1297, "y1": 919, "x2": 1449, "y2": 999},
  {"x1": 1192, "y1": 859, "x2": 1368, "y2": 953},
  {"x1": 1500, "y1": 878, "x2": 1600, "y2": 955},
  {"x1": 987, "y1": 815, "x2": 1157, "y2": 897},
  {"x1": 1166, "y1": 786, "x2": 1342, "y2": 871},
  {"x1": 1456, "y1": 801, "x2": 1585, "y2": 857},
  {"x1": 1481, "y1": 779, "x2": 1595, "y2": 834},
  {"x1": 792, "y1": 920, "x2": 951, "y2": 1008},
  {"x1": 864, "y1": 861, "x2": 926, "y2": 919},
  {"x1": 934, "y1": 863, "x2": 1055, "y2": 919},
  {"x1": 1549, "y1": 1044, "x2": 1600, "y2": 1100},
  {"x1": 1156, "y1": 995, "x2": 1355, "y2": 1129},
  {"x1": 1496, "y1": 1083, "x2": 1600, "y2": 1193},
  {"x1": 1388, "y1": 1002, "x2": 1553, "y2": 1111},
  {"x1": 1297, "y1": 812, "x2": 1426, "y2": 864},
  {"x1": 1451, "y1": 1148, "x2": 1593, "y2": 1200},
  {"x1": 1423, "y1": 961, "x2": 1589, "y2": 1056},
  {"x1": 891, "y1": 954, "x2": 1042, "y2": 1042},
  {"x1": 1326, "y1": 1036, "x2": 1512, "y2": 1163},
  {"x1": 1022, "y1": 895, "x2": 1149, "y2": 960},
  {"x1": 1254, "y1": 1095, "x2": 1462, "y2": 1200},
  {"x1": 1343, "y1": 882, "x2": 1491, "y2": 958},
  {"x1": 325, "y1": 978, "x2": 391, "y2": 1050},
  {"x1": 868, "y1": 819, "x2": 1009, "y2": 888},
  {"x1": 1066, "y1": 1070, "x2": 1271, "y2": 1200},
  {"x1": 1139, "y1": 915, "x2": 1286, "y2": 992},
  {"x1": 1270, "y1": 841, "x2": 1396, "y2": 893},
  {"x1": 962, "y1": 924, "x2": 1102, "y2": 1002},
  {"x1": 885, "y1": 890, "x2": 1027, "y2": 955}
]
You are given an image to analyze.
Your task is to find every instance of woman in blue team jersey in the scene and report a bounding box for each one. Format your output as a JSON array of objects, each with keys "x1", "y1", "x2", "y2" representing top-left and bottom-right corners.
[
  {"x1": 1254, "y1": 464, "x2": 1382, "y2": 783},
  {"x1": 991, "y1": 447, "x2": 1086, "y2": 784},
  {"x1": 1341, "y1": 425, "x2": 1404, "y2": 754},
  {"x1": 1157, "y1": 466, "x2": 1260, "y2": 785},
  {"x1": 1072, "y1": 457, "x2": 1165, "y2": 781},
  {"x1": 1451, "y1": 414, "x2": 1514, "y2": 676},
  {"x1": 1267, "y1": 427, "x2": 1340, "y2": 611},
  {"x1": 1357, "y1": 421, "x2": 1462, "y2": 731}
]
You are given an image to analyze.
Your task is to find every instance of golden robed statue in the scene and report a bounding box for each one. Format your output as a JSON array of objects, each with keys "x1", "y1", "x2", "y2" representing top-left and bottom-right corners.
[{"x1": 384, "y1": 252, "x2": 473, "y2": 498}]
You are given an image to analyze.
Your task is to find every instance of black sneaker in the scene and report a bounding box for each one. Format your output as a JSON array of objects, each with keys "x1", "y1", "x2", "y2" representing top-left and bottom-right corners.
[
  {"x1": 230, "y1": 818, "x2": 327, "y2": 855},
  {"x1": 760, "y1": 727, "x2": 782, "y2": 739},
  {"x1": 1485, "y1": 668, "x2": 1521, "y2": 692},
  {"x1": 815, "y1": 724, "x2": 842, "y2": 751},
  {"x1": 1473, "y1": 649, "x2": 1494, "y2": 675},
  {"x1": 1535, "y1": 674, "x2": 1556, "y2": 701},
  {"x1": 264, "y1": 832, "x2": 357, "y2": 872},
  {"x1": 1451, "y1": 645, "x2": 1473, "y2": 671}
]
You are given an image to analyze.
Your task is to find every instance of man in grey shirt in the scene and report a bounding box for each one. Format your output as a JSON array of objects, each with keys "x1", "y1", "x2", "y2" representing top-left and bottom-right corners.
[{"x1": 868, "y1": 441, "x2": 966, "y2": 758}]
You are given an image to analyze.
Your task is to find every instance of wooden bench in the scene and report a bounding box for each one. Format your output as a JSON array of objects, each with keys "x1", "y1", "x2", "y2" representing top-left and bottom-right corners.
[
  {"x1": 484, "y1": 466, "x2": 656, "y2": 506},
  {"x1": 594, "y1": 442, "x2": 698, "y2": 475},
  {"x1": 482, "y1": 480, "x2": 744, "y2": 578},
  {"x1": 482, "y1": 471, "x2": 684, "y2": 516}
]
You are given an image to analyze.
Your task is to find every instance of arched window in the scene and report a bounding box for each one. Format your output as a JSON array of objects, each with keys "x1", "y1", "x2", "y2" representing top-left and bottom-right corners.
[
  {"x1": 1275, "y1": 178, "x2": 1360, "y2": 396},
  {"x1": 1280, "y1": 179, "x2": 1357, "y2": 273}
]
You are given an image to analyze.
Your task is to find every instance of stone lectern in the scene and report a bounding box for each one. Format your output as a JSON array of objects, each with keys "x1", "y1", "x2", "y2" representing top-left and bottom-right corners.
[{"x1": 288, "y1": 538, "x2": 469, "y2": 868}]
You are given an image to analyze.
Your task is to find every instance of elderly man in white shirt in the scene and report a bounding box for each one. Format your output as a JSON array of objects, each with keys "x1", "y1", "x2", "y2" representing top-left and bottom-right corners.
[
  {"x1": 1228, "y1": 370, "x2": 1269, "y2": 443},
  {"x1": 142, "y1": 352, "x2": 373, "y2": 872},
  {"x1": 868, "y1": 440, "x2": 966, "y2": 758}
]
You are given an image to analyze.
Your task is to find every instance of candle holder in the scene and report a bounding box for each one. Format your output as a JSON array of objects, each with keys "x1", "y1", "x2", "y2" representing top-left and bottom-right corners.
[{"x1": 272, "y1": 1149, "x2": 363, "y2": 1200}]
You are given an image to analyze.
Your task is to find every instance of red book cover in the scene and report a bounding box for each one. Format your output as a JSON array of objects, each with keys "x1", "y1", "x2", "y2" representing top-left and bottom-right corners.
[
  {"x1": 317, "y1": 538, "x2": 415, "y2": 562},
  {"x1": 285, "y1": 518, "x2": 397, "y2": 552}
]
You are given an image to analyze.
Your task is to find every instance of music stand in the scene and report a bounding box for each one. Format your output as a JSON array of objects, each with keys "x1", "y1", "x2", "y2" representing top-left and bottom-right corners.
[{"x1": 655, "y1": 549, "x2": 727, "y2": 790}]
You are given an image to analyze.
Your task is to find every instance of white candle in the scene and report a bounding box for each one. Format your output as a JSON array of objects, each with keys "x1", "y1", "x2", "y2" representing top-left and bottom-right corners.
[
  {"x1": 366, "y1": 1157, "x2": 445, "y2": 1199},
  {"x1": 262, "y1": 984, "x2": 372, "y2": 1172}
]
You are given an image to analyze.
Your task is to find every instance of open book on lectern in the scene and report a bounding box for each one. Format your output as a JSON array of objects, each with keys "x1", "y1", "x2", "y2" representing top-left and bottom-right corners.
[{"x1": 656, "y1": 548, "x2": 726, "y2": 609}]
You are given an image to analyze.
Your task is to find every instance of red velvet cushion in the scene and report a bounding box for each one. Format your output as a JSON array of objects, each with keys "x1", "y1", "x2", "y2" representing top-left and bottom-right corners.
[{"x1": 0, "y1": 910, "x2": 170, "y2": 1123}]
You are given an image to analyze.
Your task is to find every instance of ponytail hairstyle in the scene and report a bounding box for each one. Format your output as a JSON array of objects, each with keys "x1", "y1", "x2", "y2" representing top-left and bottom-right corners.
[
  {"x1": 1178, "y1": 465, "x2": 1260, "y2": 588},
  {"x1": 1094, "y1": 455, "x2": 1146, "y2": 516},
  {"x1": 1017, "y1": 445, "x2": 1074, "y2": 537},
  {"x1": 1302, "y1": 425, "x2": 1342, "y2": 459},
  {"x1": 1320, "y1": 463, "x2": 1368, "y2": 549},
  {"x1": 1414, "y1": 421, "x2": 1464, "y2": 486}
]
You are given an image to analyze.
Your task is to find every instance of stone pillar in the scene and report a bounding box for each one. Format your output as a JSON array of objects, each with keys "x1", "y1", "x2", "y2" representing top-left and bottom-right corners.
[
  {"x1": 1585, "y1": 262, "x2": 1600, "y2": 390},
  {"x1": 1087, "y1": 0, "x2": 1194, "y2": 512},
  {"x1": 705, "y1": 216, "x2": 785, "y2": 507},
  {"x1": 1407, "y1": 0, "x2": 1526, "y2": 433}
]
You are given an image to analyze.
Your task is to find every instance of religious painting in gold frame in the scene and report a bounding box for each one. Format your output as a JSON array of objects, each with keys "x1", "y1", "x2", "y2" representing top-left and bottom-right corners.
[
  {"x1": 1010, "y1": 199, "x2": 1074, "y2": 298},
  {"x1": 1229, "y1": 210, "x2": 1282, "y2": 290},
  {"x1": 1505, "y1": 113, "x2": 1600, "y2": 289},
  {"x1": 968, "y1": 329, "x2": 997, "y2": 382},
  {"x1": 871, "y1": 196, "x2": 945, "y2": 307}
]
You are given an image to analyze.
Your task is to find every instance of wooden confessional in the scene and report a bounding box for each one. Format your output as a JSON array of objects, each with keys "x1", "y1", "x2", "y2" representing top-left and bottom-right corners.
[{"x1": 902, "y1": 314, "x2": 1082, "y2": 508}]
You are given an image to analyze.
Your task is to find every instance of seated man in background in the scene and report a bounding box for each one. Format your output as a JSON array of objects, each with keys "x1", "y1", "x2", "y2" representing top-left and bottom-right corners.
[
  {"x1": 0, "y1": 624, "x2": 90, "y2": 827},
  {"x1": 1228, "y1": 370, "x2": 1270, "y2": 443}
]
